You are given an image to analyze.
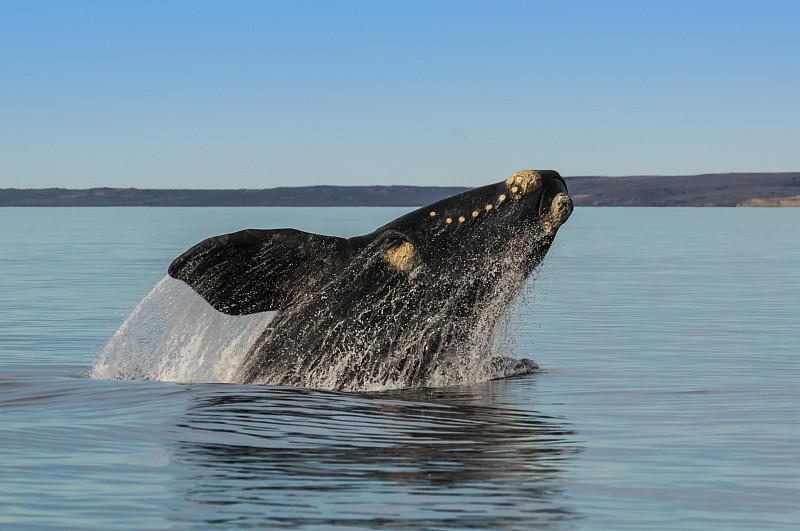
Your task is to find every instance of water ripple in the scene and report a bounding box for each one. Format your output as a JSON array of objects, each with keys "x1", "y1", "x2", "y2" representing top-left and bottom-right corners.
[{"x1": 167, "y1": 382, "x2": 580, "y2": 529}]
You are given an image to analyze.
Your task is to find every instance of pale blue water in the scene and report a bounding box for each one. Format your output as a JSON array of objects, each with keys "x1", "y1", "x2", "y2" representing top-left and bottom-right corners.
[{"x1": 1, "y1": 206, "x2": 798, "y2": 530}]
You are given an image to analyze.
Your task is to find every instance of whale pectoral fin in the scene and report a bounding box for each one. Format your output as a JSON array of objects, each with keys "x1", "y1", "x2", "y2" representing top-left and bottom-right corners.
[{"x1": 168, "y1": 228, "x2": 348, "y2": 314}]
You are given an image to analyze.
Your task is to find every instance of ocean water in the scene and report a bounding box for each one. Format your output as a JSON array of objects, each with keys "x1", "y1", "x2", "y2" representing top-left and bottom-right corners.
[{"x1": 1, "y1": 206, "x2": 798, "y2": 530}]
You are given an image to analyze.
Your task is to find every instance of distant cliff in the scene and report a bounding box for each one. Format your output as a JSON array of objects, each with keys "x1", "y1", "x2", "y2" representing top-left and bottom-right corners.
[
  {"x1": 2, "y1": 173, "x2": 799, "y2": 207},
  {"x1": 0, "y1": 185, "x2": 468, "y2": 207},
  {"x1": 567, "y1": 172, "x2": 800, "y2": 207}
]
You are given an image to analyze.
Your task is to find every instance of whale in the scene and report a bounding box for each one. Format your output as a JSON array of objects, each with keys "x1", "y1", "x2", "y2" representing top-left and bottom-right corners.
[{"x1": 168, "y1": 170, "x2": 573, "y2": 391}]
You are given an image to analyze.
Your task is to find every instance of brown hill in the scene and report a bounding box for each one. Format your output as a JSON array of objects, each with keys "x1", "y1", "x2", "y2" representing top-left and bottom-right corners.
[
  {"x1": 2, "y1": 173, "x2": 799, "y2": 207},
  {"x1": 567, "y1": 172, "x2": 800, "y2": 207},
  {"x1": 0, "y1": 185, "x2": 467, "y2": 207}
]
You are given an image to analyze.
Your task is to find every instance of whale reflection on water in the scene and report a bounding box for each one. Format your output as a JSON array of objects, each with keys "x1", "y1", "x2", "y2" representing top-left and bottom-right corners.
[{"x1": 167, "y1": 379, "x2": 580, "y2": 529}]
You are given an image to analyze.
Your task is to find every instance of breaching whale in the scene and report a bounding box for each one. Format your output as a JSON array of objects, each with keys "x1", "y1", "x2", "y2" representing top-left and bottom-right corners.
[
  {"x1": 167, "y1": 170, "x2": 573, "y2": 391},
  {"x1": 169, "y1": 170, "x2": 573, "y2": 390}
]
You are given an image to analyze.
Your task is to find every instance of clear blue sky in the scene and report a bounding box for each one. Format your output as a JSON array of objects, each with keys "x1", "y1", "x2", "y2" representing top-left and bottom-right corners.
[{"x1": 1, "y1": 0, "x2": 798, "y2": 189}]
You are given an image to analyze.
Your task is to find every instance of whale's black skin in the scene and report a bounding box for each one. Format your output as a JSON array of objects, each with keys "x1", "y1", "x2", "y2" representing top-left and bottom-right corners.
[{"x1": 168, "y1": 170, "x2": 573, "y2": 390}]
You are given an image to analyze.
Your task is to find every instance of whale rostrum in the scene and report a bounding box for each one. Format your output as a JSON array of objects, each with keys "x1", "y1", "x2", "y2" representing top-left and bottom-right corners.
[{"x1": 168, "y1": 170, "x2": 573, "y2": 391}]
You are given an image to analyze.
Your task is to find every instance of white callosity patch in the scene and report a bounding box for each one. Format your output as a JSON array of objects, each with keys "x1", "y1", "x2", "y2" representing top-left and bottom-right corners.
[
  {"x1": 541, "y1": 193, "x2": 574, "y2": 237},
  {"x1": 382, "y1": 239, "x2": 418, "y2": 272},
  {"x1": 91, "y1": 276, "x2": 274, "y2": 383},
  {"x1": 506, "y1": 169, "x2": 543, "y2": 200}
]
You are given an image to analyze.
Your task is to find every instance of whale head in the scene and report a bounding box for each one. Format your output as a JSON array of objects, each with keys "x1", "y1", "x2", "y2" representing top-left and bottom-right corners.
[{"x1": 363, "y1": 170, "x2": 573, "y2": 278}]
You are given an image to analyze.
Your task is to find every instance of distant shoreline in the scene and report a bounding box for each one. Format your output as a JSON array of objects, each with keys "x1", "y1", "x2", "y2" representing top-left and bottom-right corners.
[{"x1": 2, "y1": 173, "x2": 799, "y2": 207}]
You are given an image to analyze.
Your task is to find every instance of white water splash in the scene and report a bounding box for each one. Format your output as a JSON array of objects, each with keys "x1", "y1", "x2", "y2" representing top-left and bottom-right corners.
[
  {"x1": 91, "y1": 276, "x2": 274, "y2": 383},
  {"x1": 92, "y1": 255, "x2": 538, "y2": 390}
]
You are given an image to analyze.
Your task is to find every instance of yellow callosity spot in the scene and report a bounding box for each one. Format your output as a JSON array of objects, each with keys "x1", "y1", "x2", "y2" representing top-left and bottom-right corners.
[
  {"x1": 515, "y1": 175, "x2": 523, "y2": 184},
  {"x1": 485, "y1": 204, "x2": 493, "y2": 212},
  {"x1": 458, "y1": 216, "x2": 466, "y2": 223},
  {"x1": 498, "y1": 194, "x2": 506, "y2": 202},
  {"x1": 505, "y1": 176, "x2": 515, "y2": 186},
  {"x1": 384, "y1": 241, "x2": 418, "y2": 272},
  {"x1": 511, "y1": 186, "x2": 519, "y2": 195},
  {"x1": 429, "y1": 211, "x2": 436, "y2": 217},
  {"x1": 472, "y1": 210, "x2": 479, "y2": 218},
  {"x1": 446, "y1": 217, "x2": 452, "y2": 224}
]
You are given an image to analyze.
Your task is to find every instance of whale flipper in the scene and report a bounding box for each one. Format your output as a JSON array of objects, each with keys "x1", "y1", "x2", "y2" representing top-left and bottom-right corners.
[{"x1": 168, "y1": 228, "x2": 349, "y2": 315}]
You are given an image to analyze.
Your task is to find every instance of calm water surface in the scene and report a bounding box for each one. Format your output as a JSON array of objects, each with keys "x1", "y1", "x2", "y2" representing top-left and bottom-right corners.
[{"x1": 1, "y1": 206, "x2": 798, "y2": 530}]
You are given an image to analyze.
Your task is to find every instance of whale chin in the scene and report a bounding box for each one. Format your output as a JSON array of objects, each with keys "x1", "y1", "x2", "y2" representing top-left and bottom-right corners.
[
  {"x1": 538, "y1": 175, "x2": 570, "y2": 218},
  {"x1": 536, "y1": 177, "x2": 573, "y2": 241}
]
